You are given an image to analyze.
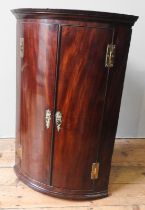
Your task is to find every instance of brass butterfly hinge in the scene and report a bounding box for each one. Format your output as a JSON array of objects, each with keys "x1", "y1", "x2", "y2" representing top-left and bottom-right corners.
[
  {"x1": 20, "y1": 37, "x2": 24, "y2": 58},
  {"x1": 16, "y1": 145, "x2": 22, "y2": 160},
  {"x1": 105, "y1": 44, "x2": 116, "y2": 68},
  {"x1": 91, "y1": 161, "x2": 99, "y2": 180}
]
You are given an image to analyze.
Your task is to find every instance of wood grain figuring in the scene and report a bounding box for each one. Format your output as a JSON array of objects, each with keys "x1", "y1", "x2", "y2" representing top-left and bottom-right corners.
[
  {"x1": 20, "y1": 22, "x2": 58, "y2": 183},
  {"x1": 12, "y1": 8, "x2": 138, "y2": 200},
  {"x1": 52, "y1": 26, "x2": 113, "y2": 190}
]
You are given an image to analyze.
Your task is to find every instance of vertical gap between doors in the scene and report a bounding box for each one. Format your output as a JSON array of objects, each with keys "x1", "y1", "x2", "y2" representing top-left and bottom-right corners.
[{"x1": 48, "y1": 24, "x2": 62, "y2": 185}]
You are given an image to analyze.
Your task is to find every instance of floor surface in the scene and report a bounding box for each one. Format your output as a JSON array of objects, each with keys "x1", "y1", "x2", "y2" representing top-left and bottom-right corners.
[{"x1": 0, "y1": 138, "x2": 145, "y2": 210}]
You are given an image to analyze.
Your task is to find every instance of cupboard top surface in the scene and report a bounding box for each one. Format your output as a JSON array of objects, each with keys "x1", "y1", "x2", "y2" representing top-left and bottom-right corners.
[{"x1": 11, "y1": 8, "x2": 138, "y2": 26}]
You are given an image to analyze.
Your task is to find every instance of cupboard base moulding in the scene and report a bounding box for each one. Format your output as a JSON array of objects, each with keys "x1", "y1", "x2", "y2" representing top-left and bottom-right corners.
[{"x1": 14, "y1": 165, "x2": 108, "y2": 200}]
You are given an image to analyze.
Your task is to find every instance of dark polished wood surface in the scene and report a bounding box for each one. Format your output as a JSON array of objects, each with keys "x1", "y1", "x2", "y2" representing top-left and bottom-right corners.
[
  {"x1": 52, "y1": 26, "x2": 113, "y2": 190},
  {"x1": 20, "y1": 22, "x2": 58, "y2": 184},
  {"x1": 12, "y1": 8, "x2": 138, "y2": 200},
  {"x1": 11, "y1": 8, "x2": 138, "y2": 26},
  {"x1": 98, "y1": 26, "x2": 133, "y2": 188}
]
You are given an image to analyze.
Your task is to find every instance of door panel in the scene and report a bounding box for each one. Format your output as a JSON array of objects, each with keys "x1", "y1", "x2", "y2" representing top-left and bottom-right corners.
[
  {"x1": 20, "y1": 22, "x2": 58, "y2": 184},
  {"x1": 52, "y1": 26, "x2": 113, "y2": 190}
]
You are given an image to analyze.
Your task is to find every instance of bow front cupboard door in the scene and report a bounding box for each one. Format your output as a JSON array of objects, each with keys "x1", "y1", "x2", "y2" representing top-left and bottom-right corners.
[
  {"x1": 17, "y1": 22, "x2": 58, "y2": 183},
  {"x1": 12, "y1": 8, "x2": 138, "y2": 200},
  {"x1": 52, "y1": 26, "x2": 113, "y2": 191}
]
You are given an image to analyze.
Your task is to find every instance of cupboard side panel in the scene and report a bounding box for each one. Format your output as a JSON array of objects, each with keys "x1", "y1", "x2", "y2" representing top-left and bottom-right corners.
[{"x1": 98, "y1": 26, "x2": 132, "y2": 189}]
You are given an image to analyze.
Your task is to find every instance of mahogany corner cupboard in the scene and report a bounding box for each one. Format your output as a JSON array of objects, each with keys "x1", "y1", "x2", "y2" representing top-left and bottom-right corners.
[{"x1": 12, "y1": 8, "x2": 138, "y2": 200}]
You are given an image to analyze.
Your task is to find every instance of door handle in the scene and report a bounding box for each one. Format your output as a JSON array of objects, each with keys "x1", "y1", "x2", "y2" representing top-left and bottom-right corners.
[
  {"x1": 55, "y1": 111, "x2": 62, "y2": 132},
  {"x1": 45, "y1": 109, "x2": 51, "y2": 129}
]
